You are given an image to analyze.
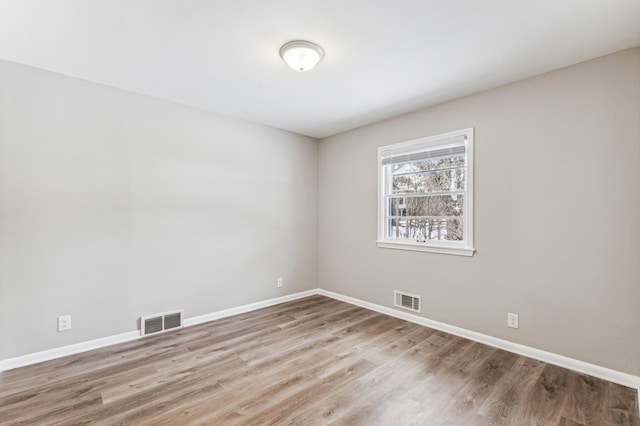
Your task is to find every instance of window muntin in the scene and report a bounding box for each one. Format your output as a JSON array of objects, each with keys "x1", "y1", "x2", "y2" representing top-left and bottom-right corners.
[{"x1": 377, "y1": 128, "x2": 474, "y2": 256}]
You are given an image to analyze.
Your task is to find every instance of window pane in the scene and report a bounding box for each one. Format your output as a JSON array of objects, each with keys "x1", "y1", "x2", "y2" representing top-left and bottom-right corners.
[
  {"x1": 388, "y1": 218, "x2": 464, "y2": 241},
  {"x1": 392, "y1": 168, "x2": 465, "y2": 194},
  {"x1": 388, "y1": 195, "x2": 464, "y2": 217}
]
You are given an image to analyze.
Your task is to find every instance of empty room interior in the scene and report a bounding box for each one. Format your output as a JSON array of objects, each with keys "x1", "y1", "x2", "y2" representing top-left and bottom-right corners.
[{"x1": 1, "y1": 1, "x2": 639, "y2": 425}]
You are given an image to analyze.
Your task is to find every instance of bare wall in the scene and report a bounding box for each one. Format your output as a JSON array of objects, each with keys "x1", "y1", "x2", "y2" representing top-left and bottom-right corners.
[
  {"x1": 0, "y1": 60, "x2": 318, "y2": 360},
  {"x1": 318, "y1": 48, "x2": 640, "y2": 376}
]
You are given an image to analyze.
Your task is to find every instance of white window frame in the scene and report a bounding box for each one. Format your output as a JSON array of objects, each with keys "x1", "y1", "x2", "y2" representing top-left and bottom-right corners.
[{"x1": 376, "y1": 128, "x2": 475, "y2": 256}]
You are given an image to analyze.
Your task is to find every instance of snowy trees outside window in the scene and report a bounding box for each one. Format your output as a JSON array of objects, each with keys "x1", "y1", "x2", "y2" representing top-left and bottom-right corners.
[{"x1": 377, "y1": 128, "x2": 475, "y2": 256}]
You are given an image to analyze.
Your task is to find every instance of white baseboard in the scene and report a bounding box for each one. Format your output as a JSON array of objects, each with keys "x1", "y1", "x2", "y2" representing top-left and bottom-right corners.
[
  {"x1": 183, "y1": 289, "x2": 318, "y2": 327},
  {"x1": 318, "y1": 289, "x2": 640, "y2": 389},
  {"x1": 0, "y1": 289, "x2": 318, "y2": 373},
  {"x1": 0, "y1": 331, "x2": 141, "y2": 373},
  {"x1": 2, "y1": 287, "x2": 639, "y2": 397}
]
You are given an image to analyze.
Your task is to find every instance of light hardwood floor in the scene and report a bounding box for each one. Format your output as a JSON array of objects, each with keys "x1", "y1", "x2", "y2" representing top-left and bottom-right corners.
[{"x1": 0, "y1": 295, "x2": 638, "y2": 425}]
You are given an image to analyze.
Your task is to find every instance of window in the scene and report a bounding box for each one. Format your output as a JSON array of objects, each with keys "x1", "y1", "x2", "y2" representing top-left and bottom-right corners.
[{"x1": 377, "y1": 128, "x2": 474, "y2": 256}]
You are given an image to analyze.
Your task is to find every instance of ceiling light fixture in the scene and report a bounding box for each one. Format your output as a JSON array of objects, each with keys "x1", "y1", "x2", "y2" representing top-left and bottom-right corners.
[{"x1": 279, "y1": 40, "x2": 324, "y2": 72}]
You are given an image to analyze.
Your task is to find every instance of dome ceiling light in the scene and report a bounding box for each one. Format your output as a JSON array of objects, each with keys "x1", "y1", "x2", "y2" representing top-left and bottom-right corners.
[{"x1": 279, "y1": 40, "x2": 324, "y2": 72}]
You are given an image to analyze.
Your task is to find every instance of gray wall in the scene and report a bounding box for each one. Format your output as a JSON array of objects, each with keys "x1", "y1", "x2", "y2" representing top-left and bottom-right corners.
[
  {"x1": 0, "y1": 60, "x2": 318, "y2": 359},
  {"x1": 2, "y1": 48, "x2": 639, "y2": 377},
  {"x1": 318, "y1": 48, "x2": 640, "y2": 376}
]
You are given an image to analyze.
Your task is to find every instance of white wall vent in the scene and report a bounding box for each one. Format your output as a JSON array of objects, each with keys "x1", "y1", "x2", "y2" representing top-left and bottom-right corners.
[
  {"x1": 140, "y1": 310, "x2": 184, "y2": 337},
  {"x1": 394, "y1": 290, "x2": 421, "y2": 313}
]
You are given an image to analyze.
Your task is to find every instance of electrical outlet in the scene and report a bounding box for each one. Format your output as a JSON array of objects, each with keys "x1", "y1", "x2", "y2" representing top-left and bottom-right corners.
[
  {"x1": 58, "y1": 315, "x2": 72, "y2": 332},
  {"x1": 277, "y1": 277, "x2": 283, "y2": 288},
  {"x1": 507, "y1": 313, "x2": 519, "y2": 329}
]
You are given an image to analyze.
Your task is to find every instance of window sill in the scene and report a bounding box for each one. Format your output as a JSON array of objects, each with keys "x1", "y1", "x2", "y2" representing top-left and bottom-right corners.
[{"x1": 376, "y1": 240, "x2": 475, "y2": 257}]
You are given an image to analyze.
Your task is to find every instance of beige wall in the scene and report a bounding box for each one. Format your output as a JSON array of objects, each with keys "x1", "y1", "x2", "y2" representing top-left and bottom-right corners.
[
  {"x1": 318, "y1": 48, "x2": 640, "y2": 376},
  {"x1": 0, "y1": 60, "x2": 318, "y2": 359},
  {"x1": 2, "y1": 47, "x2": 639, "y2": 377}
]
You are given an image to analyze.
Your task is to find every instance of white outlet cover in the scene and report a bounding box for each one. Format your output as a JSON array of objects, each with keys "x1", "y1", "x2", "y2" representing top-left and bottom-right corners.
[
  {"x1": 507, "y1": 313, "x2": 519, "y2": 329},
  {"x1": 58, "y1": 315, "x2": 72, "y2": 331}
]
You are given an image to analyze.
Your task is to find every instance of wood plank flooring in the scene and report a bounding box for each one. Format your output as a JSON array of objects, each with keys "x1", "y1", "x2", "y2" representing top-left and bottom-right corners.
[{"x1": 0, "y1": 295, "x2": 638, "y2": 425}]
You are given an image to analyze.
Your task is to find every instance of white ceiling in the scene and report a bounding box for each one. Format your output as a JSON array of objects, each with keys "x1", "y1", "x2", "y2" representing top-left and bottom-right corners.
[{"x1": 1, "y1": 1, "x2": 639, "y2": 139}]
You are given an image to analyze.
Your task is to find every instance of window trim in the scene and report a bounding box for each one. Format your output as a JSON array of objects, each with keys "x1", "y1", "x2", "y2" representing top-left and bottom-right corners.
[{"x1": 376, "y1": 128, "x2": 475, "y2": 256}]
